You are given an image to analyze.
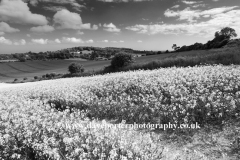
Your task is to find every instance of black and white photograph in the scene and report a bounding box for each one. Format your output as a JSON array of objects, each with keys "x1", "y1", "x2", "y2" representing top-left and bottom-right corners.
[{"x1": 0, "y1": 0, "x2": 240, "y2": 159}]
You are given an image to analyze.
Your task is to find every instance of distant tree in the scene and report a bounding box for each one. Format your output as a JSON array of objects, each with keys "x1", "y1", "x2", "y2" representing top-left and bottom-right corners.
[
  {"x1": 165, "y1": 50, "x2": 169, "y2": 53},
  {"x1": 68, "y1": 63, "x2": 85, "y2": 74}
]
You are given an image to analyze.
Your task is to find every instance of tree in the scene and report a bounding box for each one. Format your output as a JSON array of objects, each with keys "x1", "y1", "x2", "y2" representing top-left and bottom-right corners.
[
  {"x1": 111, "y1": 52, "x2": 134, "y2": 69},
  {"x1": 172, "y1": 44, "x2": 180, "y2": 51},
  {"x1": 90, "y1": 51, "x2": 98, "y2": 60},
  {"x1": 172, "y1": 44, "x2": 177, "y2": 50},
  {"x1": 215, "y1": 27, "x2": 237, "y2": 39},
  {"x1": 68, "y1": 63, "x2": 85, "y2": 74}
]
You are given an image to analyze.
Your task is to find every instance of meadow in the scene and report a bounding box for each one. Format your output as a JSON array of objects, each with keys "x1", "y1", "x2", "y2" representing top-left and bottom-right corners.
[
  {"x1": 0, "y1": 50, "x2": 206, "y2": 82},
  {"x1": 0, "y1": 65, "x2": 240, "y2": 159}
]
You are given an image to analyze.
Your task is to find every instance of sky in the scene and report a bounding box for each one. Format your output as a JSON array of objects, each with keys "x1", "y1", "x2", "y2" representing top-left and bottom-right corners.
[{"x1": 0, "y1": 0, "x2": 239, "y2": 54}]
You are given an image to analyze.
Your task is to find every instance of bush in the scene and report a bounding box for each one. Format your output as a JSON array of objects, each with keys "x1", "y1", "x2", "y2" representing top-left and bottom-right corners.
[
  {"x1": 23, "y1": 77, "x2": 28, "y2": 80},
  {"x1": 13, "y1": 78, "x2": 18, "y2": 82},
  {"x1": 68, "y1": 63, "x2": 85, "y2": 74},
  {"x1": 34, "y1": 76, "x2": 39, "y2": 80},
  {"x1": 110, "y1": 52, "x2": 134, "y2": 69},
  {"x1": 18, "y1": 57, "x2": 26, "y2": 62}
]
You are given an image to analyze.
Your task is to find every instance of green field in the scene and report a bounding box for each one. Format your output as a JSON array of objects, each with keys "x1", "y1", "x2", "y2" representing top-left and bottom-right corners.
[{"x1": 0, "y1": 50, "x2": 208, "y2": 82}]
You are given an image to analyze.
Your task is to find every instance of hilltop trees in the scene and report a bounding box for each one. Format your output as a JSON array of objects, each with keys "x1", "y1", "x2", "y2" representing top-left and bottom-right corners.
[
  {"x1": 176, "y1": 27, "x2": 238, "y2": 52},
  {"x1": 172, "y1": 44, "x2": 180, "y2": 51},
  {"x1": 215, "y1": 27, "x2": 237, "y2": 40}
]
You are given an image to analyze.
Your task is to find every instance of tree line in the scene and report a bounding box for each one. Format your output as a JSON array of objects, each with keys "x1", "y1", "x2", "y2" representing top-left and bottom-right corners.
[{"x1": 172, "y1": 27, "x2": 238, "y2": 52}]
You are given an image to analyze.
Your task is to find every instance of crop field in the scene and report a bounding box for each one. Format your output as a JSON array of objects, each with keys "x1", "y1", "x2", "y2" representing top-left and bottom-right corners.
[
  {"x1": 0, "y1": 50, "x2": 207, "y2": 82},
  {"x1": 0, "y1": 65, "x2": 240, "y2": 159}
]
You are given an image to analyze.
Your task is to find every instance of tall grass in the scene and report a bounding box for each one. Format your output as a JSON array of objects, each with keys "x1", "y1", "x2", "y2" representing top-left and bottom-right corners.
[{"x1": 121, "y1": 47, "x2": 240, "y2": 72}]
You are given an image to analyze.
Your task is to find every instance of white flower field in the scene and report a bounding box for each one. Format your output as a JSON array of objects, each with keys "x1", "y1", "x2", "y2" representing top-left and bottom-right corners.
[{"x1": 0, "y1": 65, "x2": 240, "y2": 159}]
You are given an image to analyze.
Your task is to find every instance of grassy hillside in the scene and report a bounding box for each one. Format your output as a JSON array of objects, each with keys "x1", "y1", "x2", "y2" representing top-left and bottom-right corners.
[
  {"x1": 0, "y1": 65, "x2": 240, "y2": 159},
  {"x1": 0, "y1": 49, "x2": 217, "y2": 82}
]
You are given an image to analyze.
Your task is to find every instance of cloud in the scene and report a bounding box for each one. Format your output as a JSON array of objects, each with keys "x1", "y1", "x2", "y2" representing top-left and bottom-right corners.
[
  {"x1": 26, "y1": 34, "x2": 31, "y2": 37},
  {"x1": 54, "y1": 39, "x2": 61, "y2": 43},
  {"x1": 0, "y1": 36, "x2": 26, "y2": 45},
  {"x1": 103, "y1": 23, "x2": 121, "y2": 32},
  {"x1": 62, "y1": 37, "x2": 84, "y2": 43},
  {"x1": 42, "y1": 6, "x2": 67, "y2": 12},
  {"x1": 171, "y1": 5, "x2": 180, "y2": 9},
  {"x1": 0, "y1": 32, "x2": 4, "y2": 35},
  {"x1": 181, "y1": 1, "x2": 202, "y2": 5},
  {"x1": 86, "y1": 39, "x2": 94, "y2": 43},
  {"x1": 164, "y1": 6, "x2": 238, "y2": 22},
  {"x1": 23, "y1": 0, "x2": 85, "y2": 12},
  {"x1": 77, "y1": 31, "x2": 84, "y2": 35},
  {"x1": 126, "y1": 8, "x2": 240, "y2": 38},
  {"x1": 98, "y1": 0, "x2": 152, "y2": 2},
  {"x1": 13, "y1": 39, "x2": 26, "y2": 45},
  {"x1": 0, "y1": 22, "x2": 20, "y2": 33},
  {"x1": 137, "y1": 40, "x2": 143, "y2": 43},
  {"x1": 31, "y1": 38, "x2": 48, "y2": 44},
  {"x1": 101, "y1": 40, "x2": 109, "y2": 43},
  {"x1": 0, "y1": 36, "x2": 12, "y2": 45},
  {"x1": 0, "y1": 0, "x2": 48, "y2": 25},
  {"x1": 120, "y1": 40, "x2": 124, "y2": 43},
  {"x1": 30, "y1": 25, "x2": 55, "y2": 32},
  {"x1": 53, "y1": 9, "x2": 98, "y2": 30}
]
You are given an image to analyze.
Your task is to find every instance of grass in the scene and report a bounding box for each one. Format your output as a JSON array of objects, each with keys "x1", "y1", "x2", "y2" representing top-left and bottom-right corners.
[
  {"x1": 2, "y1": 47, "x2": 239, "y2": 83},
  {"x1": 121, "y1": 47, "x2": 240, "y2": 72}
]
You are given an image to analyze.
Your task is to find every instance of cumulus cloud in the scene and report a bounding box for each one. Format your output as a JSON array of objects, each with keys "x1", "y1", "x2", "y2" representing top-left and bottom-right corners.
[
  {"x1": 0, "y1": 36, "x2": 26, "y2": 45},
  {"x1": 137, "y1": 40, "x2": 143, "y2": 43},
  {"x1": 62, "y1": 37, "x2": 84, "y2": 43},
  {"x1": 54, "y1": 39, "x2": 61, "y2": 43},
  {"x1": 86, "y1": 39, "x2": 94, "y2": 43},
  {"x1": 103, "y1": 23, "x2": 121, "y2": 32},
  {"x1": 126, "y1": 8, "x2": 240, "y2": 38},
  {"x1": 31, "y1": 38, "x2": 48, "y2": 44},
  {"x1": 30, "y1": 25, "x2": 55, "y2": 32},
  {"x1": 13, "y1": 39, "x2": 26, "y2": 45},
  {"x1": 53, "y1": 9, "x2": 98, "y2": 30},
  {"x1": 0, "y1": 0, "x2": 48, "y2": 25},
  {"x1": 0, "y1": 36, "x2": 12, "y2": 45},
  {"x1": 0, "y1": 22, "x2": 20, "y2": 33}
]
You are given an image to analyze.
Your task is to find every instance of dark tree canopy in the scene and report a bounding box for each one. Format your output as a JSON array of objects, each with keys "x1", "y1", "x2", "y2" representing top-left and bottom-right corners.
[{"x1": 215, "y1": 27, "x2": 237, "y2": 39}]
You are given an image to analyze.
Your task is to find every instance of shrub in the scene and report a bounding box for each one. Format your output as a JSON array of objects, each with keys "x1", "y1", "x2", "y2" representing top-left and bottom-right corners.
[
  {"x1": 34, "y1": 76, "x2": 39, "y2": 80},
  {"x1": 23, "y1": 77, "x2": 28, "y2": 80},
  {"x1": 18, "y1": 57, "x2": 26, "y2": 62},
  {"x1": 42, "y1": 75, "x2": 46, "y2": 79},
  {"x1": 13, "y1": 78, "x2": 18, "y2": 82},
  {"x1": 110, "y1": 52, "x2": 134, "y2": 69},
  {"x1": 68, "y1": 63, "x2": 85, "y2": 74}
]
